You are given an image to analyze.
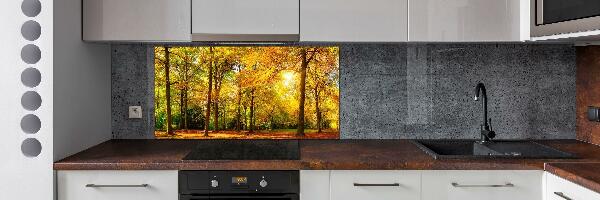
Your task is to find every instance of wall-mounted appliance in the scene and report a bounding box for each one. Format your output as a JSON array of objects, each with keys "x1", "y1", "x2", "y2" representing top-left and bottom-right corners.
[{"x1": 532, "y1": 0, "x2": 600, "y2": 39}]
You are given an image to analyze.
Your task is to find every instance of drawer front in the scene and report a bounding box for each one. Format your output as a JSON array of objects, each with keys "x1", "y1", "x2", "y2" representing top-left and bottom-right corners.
[
  {"x1": 300, "y1": 170, "x2": 330, "y2": 200},
  {"x1": 330, "y1": 170, "x2": 420, "y2": 200},
  {"x1": 57, "y1": 170, "x2": 178, "y2": 200},
  {"x1": 422, "y1": 170, "x2": 543, "y2": 200},
  {"x1": 546, "y1": 173, "x2": 600, "y2": 200}
]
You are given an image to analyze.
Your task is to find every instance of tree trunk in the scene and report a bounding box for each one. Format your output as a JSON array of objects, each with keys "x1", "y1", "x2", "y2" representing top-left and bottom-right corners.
[
  {"x1": 204, "y1": 47, "x2": 214, "y2": 137},
  {"x1": 243, "y1": 105, "x2": 248, "y2": 131},
  {"x1": 213, "y1": 80, "x2": 221, "y2": 133},
  {"x1": 213, "y1": 98, "x2": 219, "y2": 132},
  {"x1": 155, "y1": 89, "x2": 160, "y2": 128},
  {"x1": 236, "y1": 88, "x2": 242, "y2": 132},
  {"x1": 315, "y1": 86, "x2": 322, "y2": 133},
  {"x1": 297, "y1": 50, "x2": 309, "y2": 137},
  {"x1": 184, "y1": 89, "x2": 188, "y2": 129},
  {"x1": 179, "y1": 88, "x2": 184, "y2": 129},
  {"x1": 222, "y1": 102, "x2": 226, "y2": 130},
  {"x1": 183, "y1": 62, "x2": 189, "y2": 130},
  {"x1": 165, "y1": 47, "x2": 173, "y2": 135},
  {"x1": 249, "y1": 88, "x2": 255, "y2": 133},
  {"x1": 270, "y1": 115, "x2": 274, "y2": 130}
]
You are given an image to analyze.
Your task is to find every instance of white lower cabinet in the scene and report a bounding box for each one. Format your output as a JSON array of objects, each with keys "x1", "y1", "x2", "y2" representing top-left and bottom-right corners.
[
  {"x1": 57, "y1": 170, "x2": 600, "y2": 200},
  {"x1": 57, "y1": 170, "x2": 178, "y2": 200},
  {"x1": 300, "y1": 170, "x2": 331, "y2": 200},
  {"x1": 545, "y1": 172, "x2": 600, "y2": 200},
  {"x1": 330, "y1": 170, "x2": 421, "y2": 200},
  {"x1": 301, "y1": 170, "x2": 547, "y2": 200},
  {"x1": 422, "y1": 170, "x2": 543, "y2": 200}
]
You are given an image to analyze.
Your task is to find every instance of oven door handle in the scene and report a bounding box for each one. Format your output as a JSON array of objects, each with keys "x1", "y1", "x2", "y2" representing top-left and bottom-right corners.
[
  {"x1": 180, "y1": 194, "x2": 298, "y2": 200},
  {"x1": 86, "y1": 184, "x2": 149, "y2": 188},
  {"x1": 354, "y1": 183, "x2": 400, "y2": 187}
]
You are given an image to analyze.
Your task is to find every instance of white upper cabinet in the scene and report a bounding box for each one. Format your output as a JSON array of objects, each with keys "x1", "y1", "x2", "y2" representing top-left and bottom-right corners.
[
  {"x1": 82, "y1": 0, "x2": 191, "y2": 42},
  {"x1": 409, "y1": 0, "x2": 530, "y2": 42},
  {"x1": 191, "y1": 0, "x2": 300, "y2": 41},
  {"x1": 300, "y1": 0, "x2": 409, "y2": 42},
  {"x1": 81, "y1": 0, "x2": 532, "y2": 42}
]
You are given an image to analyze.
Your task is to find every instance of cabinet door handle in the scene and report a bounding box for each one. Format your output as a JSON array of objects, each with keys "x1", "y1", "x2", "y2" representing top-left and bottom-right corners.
[
  {"x1": 353, "y1": 183, "x2": 400, "y2": 187},
  {"x1": 86, "y1": 184, "x2": 149, "y2": 188},
  {"x1": 451, "y1": 182, "x2": 514, "y2": 188},
  {"x1": 554, "y1": 192, "x2": 573, "y2": 200}
]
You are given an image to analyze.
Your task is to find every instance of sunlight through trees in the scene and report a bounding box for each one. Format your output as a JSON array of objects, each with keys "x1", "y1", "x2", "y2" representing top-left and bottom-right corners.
[{"x1": 154, "y1": 46, "x2": 339, "y2": 139}]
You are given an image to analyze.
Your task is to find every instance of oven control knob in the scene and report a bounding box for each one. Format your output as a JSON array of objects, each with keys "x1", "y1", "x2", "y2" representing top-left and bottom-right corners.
[
  {"x1": 211, "y1": 180, "x2": 219, "y2": 188},
  {"x1": 259, "y1": 179, "x2": 268, "y2": 188}
]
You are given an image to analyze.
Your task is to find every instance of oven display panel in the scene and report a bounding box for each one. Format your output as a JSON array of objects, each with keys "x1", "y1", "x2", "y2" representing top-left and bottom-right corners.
[{"x1": 232, "y1": 177, "x2": 248, "y2": 185}]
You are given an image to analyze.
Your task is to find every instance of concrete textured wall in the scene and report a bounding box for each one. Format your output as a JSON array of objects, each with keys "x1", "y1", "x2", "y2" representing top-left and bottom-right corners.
[
  {"x1": 112, "y1": 44, "x2": 576, "y2": 139},
  {"x1": 111, "y1": 45, "x2": 155, "y2": 139}
]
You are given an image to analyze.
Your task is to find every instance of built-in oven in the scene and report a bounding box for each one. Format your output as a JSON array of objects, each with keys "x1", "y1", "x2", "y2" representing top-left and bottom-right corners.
[
  {"x1": 532, "y1": 0, "x2": 600, "y2": 37},
  {"x1": 179, "y1": 171, "x2": 299, "y2": 200}
]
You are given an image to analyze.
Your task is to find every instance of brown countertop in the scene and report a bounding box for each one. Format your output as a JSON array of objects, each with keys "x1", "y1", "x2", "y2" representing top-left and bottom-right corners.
[
  {"x1": 54, "y1": 139, "x2": 600, "y2": 194},
  {"x1": 54, "y1": 139, "x2": 600, "y2": 171},
  {"x1": 545, "y1": 162, "x2": 600, "y2": 194}
]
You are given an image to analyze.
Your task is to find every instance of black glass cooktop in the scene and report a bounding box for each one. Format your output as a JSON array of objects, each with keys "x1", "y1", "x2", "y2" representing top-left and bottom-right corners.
[{"x1": 183, "y1": 140, "x2": 300, "y2": 160}]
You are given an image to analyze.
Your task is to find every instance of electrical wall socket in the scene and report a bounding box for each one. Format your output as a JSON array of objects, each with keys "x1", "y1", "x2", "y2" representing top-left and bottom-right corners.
[{"x1": 129, "y1": 106, "x2": 142, "y2": 119}]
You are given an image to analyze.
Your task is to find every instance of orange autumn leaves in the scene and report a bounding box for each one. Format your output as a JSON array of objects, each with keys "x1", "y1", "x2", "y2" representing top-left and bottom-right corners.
[{"x1": 154, "y1": 46, "x2": 339, "y2": 139}]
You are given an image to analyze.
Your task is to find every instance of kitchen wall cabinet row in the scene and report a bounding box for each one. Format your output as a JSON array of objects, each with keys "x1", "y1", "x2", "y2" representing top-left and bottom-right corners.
[
  {"x1": 56, "y1": 170, "x2": 600, "y2": 200},
  {"x1": 82, "y1": 0, "x2": 530, "y2": 42}
]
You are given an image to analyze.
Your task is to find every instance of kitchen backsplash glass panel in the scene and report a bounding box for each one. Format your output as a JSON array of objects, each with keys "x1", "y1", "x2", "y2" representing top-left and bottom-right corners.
[
  {"x1": 153, "y1": 46, "x2": 340, "y2": 139},
  {"x1": 111, "y1": 44, "x2": 575, "y2": 140}
]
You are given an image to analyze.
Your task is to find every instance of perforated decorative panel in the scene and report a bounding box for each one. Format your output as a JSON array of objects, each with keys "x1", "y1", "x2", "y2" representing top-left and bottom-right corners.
[{"x1": 0, "y1": 0, "x2": 53, "y2": 199}]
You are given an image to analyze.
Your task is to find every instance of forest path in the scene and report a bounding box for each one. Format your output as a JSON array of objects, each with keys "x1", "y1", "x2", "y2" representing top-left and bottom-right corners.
[{"x1": 155, "y1": 129, "x2": 339, "y2": 139}]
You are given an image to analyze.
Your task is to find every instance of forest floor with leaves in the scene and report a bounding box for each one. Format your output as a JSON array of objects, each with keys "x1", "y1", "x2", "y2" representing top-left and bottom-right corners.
[{"x1": 155, "y1": 129, "x2": 339, "y2": 139}]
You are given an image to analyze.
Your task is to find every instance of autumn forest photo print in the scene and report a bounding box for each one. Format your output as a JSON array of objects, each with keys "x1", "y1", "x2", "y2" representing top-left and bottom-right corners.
[{"x1": 154, "y1": 46, "x2": 340, "y2": 139}]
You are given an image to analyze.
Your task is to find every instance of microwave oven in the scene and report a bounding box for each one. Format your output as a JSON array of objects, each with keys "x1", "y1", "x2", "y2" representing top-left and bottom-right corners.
[{"x1": 532, "y1": 0, "x2": 600, "y2": 37}]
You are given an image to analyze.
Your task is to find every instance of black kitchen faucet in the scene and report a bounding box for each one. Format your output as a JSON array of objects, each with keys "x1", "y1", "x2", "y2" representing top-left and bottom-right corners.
[{"x1": 474, "y1": 82, "x2": 495, "y2": 143}]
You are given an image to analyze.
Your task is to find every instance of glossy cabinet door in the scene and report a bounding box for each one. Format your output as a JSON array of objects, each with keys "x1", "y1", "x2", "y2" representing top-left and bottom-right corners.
[
  {"x1": 409, "y1": 0, "x2": 529, "y2": 41},
  {"x1": 300, "y1": 0, "x2": 408, "y2": 42},
  {"x1": 330, "y1": 170, "x2": 421, "y2": 200},
  {"x1": 422, "y1": 170, "x2": 543, "y2": 200},
  {"x1": 300, "y1": 170, "x2": 330, "y2": 200},
  {"x1": 83, "y1": 0, "x2": 191, "y2": 41},
  {"x1": 191, "y1": 0, "x2": 299, "y2": 41},
  {"x1": 545, "y1": 172, "x2": 600, "y2": 200},
  {"x1": 57, "y1": 170, "x2": 178, "y2": 200}
]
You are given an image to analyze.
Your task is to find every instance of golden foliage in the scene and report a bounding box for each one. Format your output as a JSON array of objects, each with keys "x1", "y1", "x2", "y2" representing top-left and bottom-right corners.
[{"x1": 154, "y1": 46, "x2": 339, "y2": 139}]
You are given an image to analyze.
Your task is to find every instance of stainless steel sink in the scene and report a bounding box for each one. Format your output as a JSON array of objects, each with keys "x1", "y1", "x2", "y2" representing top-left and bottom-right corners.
[{"x1": 411, "y1": 140, "x2": 576, "y2": 159}]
